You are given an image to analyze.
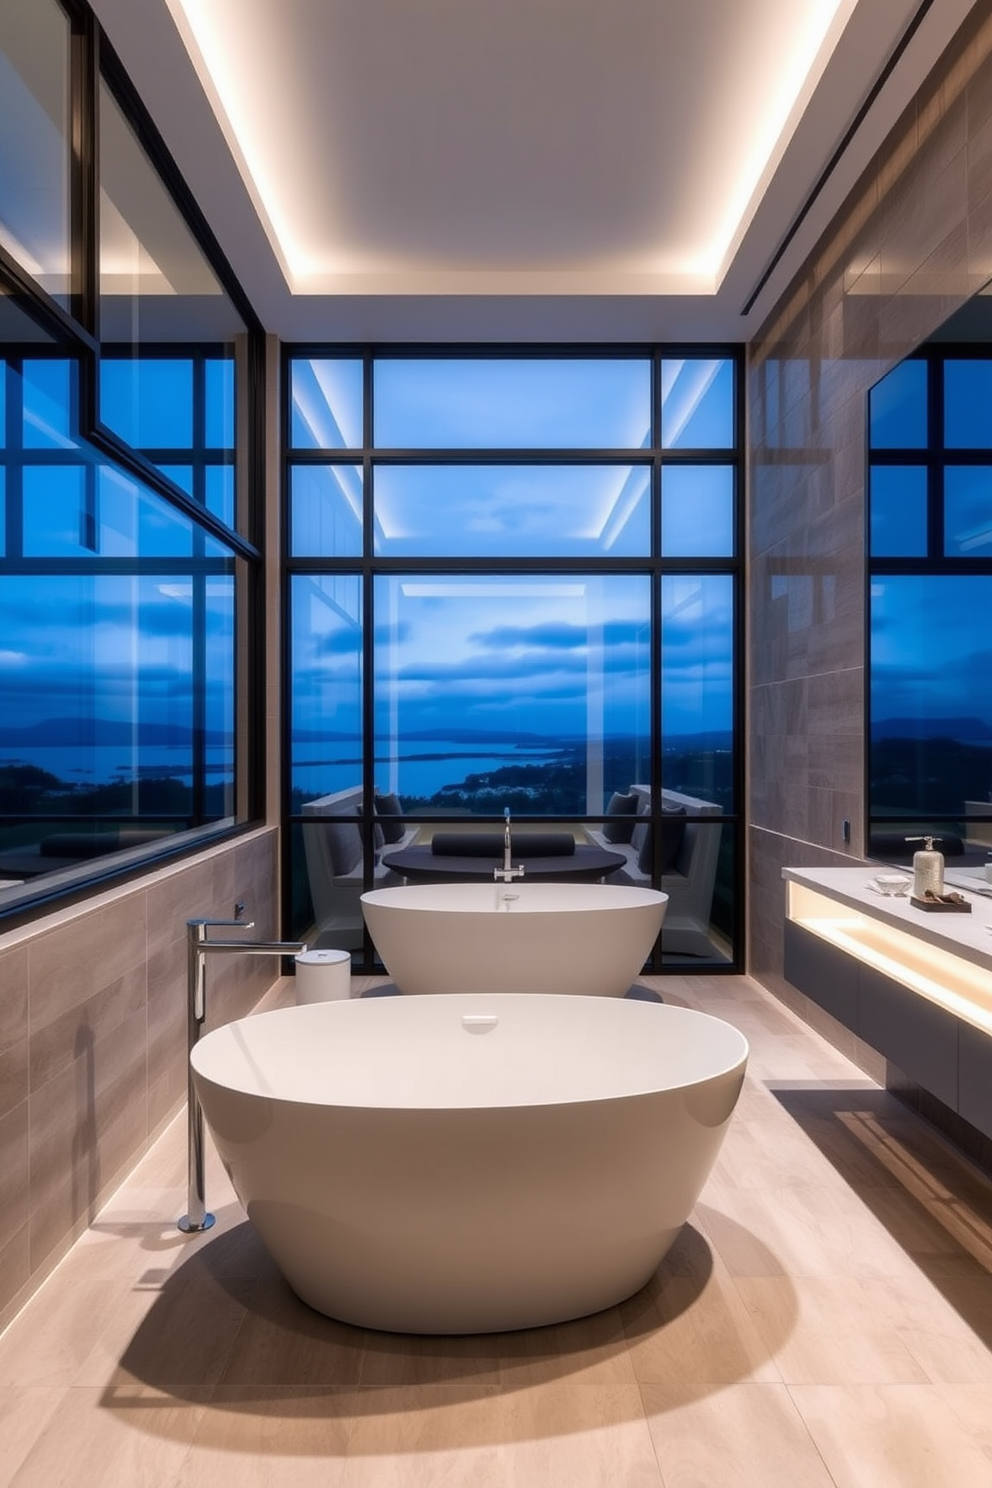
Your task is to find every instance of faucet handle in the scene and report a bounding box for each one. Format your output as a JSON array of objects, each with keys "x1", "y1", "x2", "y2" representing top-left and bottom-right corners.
[{"x1": 187, "y1": 916, "x2": 257, "y2": 932}]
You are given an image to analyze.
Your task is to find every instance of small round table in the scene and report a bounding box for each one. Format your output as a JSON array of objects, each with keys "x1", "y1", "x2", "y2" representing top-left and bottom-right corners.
[{"x1": 380, "y1": 844, "x2": 627, "y2": 884}]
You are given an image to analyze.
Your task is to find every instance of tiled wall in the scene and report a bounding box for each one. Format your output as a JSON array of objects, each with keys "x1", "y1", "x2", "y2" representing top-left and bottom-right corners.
[
  {"x1": 0, "y1": 827, "x2": 278, "y2": 1330},
  {"x1": 747, "y1": 6, "x2": 992, "y2": 1005}
]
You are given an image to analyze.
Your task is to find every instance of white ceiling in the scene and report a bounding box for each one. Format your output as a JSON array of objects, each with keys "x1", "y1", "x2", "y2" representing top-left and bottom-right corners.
[{"x1": 89, "y1": 0, "x2": 979, "y2": 342}]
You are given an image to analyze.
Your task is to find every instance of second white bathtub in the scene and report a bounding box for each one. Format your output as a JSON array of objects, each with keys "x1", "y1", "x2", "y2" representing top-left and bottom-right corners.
[{"x1": 361, "y1": 881, "x2": 668, "y2": 996}]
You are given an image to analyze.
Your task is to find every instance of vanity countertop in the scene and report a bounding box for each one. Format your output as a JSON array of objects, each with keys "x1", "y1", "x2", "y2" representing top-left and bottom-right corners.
[{"x1": 782, "y1": 864, "x2": 992, "y2": 977}]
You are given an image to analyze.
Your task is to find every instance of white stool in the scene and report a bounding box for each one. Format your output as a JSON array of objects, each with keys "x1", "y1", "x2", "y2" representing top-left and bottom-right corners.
[{"x1": 294, "y1": 948, "x2": 351, "y2": 1003}]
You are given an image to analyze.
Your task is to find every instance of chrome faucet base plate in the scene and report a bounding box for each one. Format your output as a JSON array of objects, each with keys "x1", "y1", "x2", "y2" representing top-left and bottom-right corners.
[{"x1": 178, "y1": 1212, "x2": 216, "y2": 1233}]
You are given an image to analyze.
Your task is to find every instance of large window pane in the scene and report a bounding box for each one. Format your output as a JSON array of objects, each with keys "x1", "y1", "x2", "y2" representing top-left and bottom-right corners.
[
  {"x1": 661, "y1": 465, "x2": 734, "y2": 556},
  {"x1": 373, "y1": 358, "x2": 651, "y2": 449},
  {"x1": 290, "y1": 358, "x2": 364, "y2": 449},
  {"x1": 290, "y1": 574, "x2": 363, "y2": 801},
  {"x1": 373, "y1": 465, "x2": 650, "y2": 558},
  {"x1": 944, "y1": 361, "x2": 992, "y2": 449},
  {"x1": 373, "y1": 575, "x2": 650, "y2": 814},
  {"x1": 661, "y1": 574, "x2": 734, "y2": 810},
  {"x1": 660, "y1": 359, "x2": 734, "y2": 449},
  {"x1": 0, "y1": 0, "x2": 70, "y2": 302},
  {"x1": 944, "y1": 466, "x2": 992, "y2": 556},
  {"x1": 870, "y1": 466, "x2": 928, "y2": 557},
  {"x1": 100, "y1": 358, "x2": 194, "y2": 448},
  {"x1": 290, "y1": 464, "x2": 363, "y2": 557},
  {"x1": 871, "y1": 575, "x2": 992, "y2": 817},
  {"x1": 869, "y1": 359, "x2": 927, "y2": 449}
]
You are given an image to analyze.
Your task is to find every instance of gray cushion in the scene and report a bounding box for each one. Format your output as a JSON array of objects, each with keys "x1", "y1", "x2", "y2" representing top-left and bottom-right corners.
[
  {"x1": 602, "y1": 791, "x2": 639, "y2": 844},
  {"x1": 325, "y1": 810, "x2": 363, "y2": 876},
  {"x1": 375, "y1": 792, "x2": 406, "y2": 844}
]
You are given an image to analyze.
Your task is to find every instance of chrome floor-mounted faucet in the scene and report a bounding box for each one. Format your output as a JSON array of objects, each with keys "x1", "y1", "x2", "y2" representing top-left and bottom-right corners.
[
  {"x1": 179, "y1": 912, "x2": 307, "y2": 1234},
  {"x1": 494, "y1": 807, "x2": 525, "y2": 884}
]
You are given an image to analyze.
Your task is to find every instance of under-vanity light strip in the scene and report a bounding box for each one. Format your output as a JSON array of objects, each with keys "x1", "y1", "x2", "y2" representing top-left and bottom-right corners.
[{"x1": 795, "y1": 914, "x2": 992, "y2": 1037}]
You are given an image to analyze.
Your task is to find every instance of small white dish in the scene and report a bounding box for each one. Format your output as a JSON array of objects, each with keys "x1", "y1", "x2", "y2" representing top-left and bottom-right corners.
[{"x1": 868, "y1": 874, "x2": 910, "y2": 897}]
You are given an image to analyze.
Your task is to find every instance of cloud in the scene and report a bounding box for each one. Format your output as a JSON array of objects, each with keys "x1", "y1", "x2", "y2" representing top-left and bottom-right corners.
[{"x1": 471, "y1": 620, "x2": 648, "y2": 651}]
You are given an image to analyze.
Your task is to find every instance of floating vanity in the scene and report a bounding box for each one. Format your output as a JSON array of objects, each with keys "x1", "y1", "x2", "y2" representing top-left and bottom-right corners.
[{"x1": 783, "y1": 866, "x2": 992, "y2": 1141}]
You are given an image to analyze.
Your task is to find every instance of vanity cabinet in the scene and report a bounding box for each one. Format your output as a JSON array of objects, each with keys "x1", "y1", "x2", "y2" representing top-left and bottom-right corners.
[{"x1": 783, "y1": 868, "x2": 992, "y2": 1141}]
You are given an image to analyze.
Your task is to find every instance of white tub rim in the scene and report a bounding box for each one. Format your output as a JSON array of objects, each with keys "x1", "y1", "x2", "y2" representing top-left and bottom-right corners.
[{"x1": 190, "y1": 994, "x2": 749, "y2": 1113}]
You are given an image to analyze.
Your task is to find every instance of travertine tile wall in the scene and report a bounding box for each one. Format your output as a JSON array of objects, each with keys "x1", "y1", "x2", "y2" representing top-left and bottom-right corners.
[
  {"x1": 0, "y1": 827, "x2": 278, "y2": 1330},
  {"x1": 748, "y1": 5, "x2": 992, "y2": 1008}
]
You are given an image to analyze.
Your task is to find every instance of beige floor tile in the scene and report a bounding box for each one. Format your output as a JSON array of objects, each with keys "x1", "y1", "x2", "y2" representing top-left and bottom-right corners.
[
  {"x1": 641, "y1": 1380, "x2": 836, "y2": 1488},
  {"x1": 790, "y1": 1383, "x2": 992, "y2": 1488},
  {"x1": 0, "y1": 1387, "x2": 67, "y2": 1488},
  {"x1": 859, "y1": 1273, "x2": 992, "y2": 1383},
  {"x1": 500, "y1": 1380, "x2": 663, "y2": 1488},
  {"x1": 180, "y1": 1388, "x2": 354, "y2": 1486},
  {"x1": 621, "y1": 1254, "x2": 781, "y2": 1387},
  {"x1": 498, "y1": 1306, "x2": 636, "y2": 1393},
  {"x1": 0, "y1": 1276, "x2": 125, "y2": 1388},
  {"x1": 936, "y1": 1382, "x2": 992, "y2": 1453},
  {"x1": 8, "y1": 1384, "x2": 206, "y2": 1488},
  {"x1": 697, "y1": 1179, "x2": 925, "y2": 1283},
  {"x1": 343, "y1": 1386, "x2": 508, "y2": 1487},
  {"x1": 737, "y1": 1275, "x2": 929, "y2": 1384},
  {"x1": 217, "y1": 1270, "x2": 366, "y2": 1393}
]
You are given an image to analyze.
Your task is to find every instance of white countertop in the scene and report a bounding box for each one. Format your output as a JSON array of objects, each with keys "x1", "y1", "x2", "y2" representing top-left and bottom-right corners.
[{"x1": 782, "y1": 865, "x2": 992, "y2": 978}]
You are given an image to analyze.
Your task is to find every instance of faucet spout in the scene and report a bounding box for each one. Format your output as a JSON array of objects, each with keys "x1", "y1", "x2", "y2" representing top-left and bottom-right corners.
[
  {"x1": 494, "y1": 807, "x2": 525, "y2": 884},
  {"x1": 179, "y1": 914, "x2": 307, "y2": 1234}
]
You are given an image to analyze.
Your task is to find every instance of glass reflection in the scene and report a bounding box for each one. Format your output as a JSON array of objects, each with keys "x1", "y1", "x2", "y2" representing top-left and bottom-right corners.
[
  {"x1": 290, "y1": 464, "x2": 363, "y2": 558},
  {"x1": 660, "y1": 359, "x2": 734, "y2": 449},
  {"x1": 0, "y1": 0, "x2": 70, "y2": 301},
  {"x1": 372, "y1": 574, "x2": 650, "y2": 814},
  {"x1": 291, "y1": 359, "x2": 364, "y2": 449},
  {"x1": 660, "y1": 573, "x2": 734, "y2": 809},
  {"x1": 373, "y1": 358, "x2": 651, "y2": 449},
  {"x1": 870, "y1": 466, "x2": 928, "y2": 557},
  {"x1": 373, "y1": 465, "x2": 650, "y2": 558},
  {"x1": 289, "y1": 574, "x2": 364, "y2": 800},
  {"x1": 661, "y1": 466, "x2": 734, "y2": 556}
]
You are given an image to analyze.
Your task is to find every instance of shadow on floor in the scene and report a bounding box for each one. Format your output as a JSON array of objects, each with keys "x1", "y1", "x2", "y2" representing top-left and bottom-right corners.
[{"x1": 772, "y1": 1082, "x2": 992, "y2": 1340}]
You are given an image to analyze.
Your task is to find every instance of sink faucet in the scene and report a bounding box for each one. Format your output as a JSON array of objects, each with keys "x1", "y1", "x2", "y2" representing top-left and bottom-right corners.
[
  {"x1": 494, "y1": 807, "x2": 525, "y2": 883},
  {"x1": 179, "y1": 913, "x2": 307, "y2": 1235}
]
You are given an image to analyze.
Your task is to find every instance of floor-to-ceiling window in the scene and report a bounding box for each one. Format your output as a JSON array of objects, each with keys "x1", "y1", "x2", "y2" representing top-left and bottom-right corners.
[
  {"x1": 868, "y1": 348, "x2": 992, "y2": 866},
  {"x1": 286, "y1": 349, "x2": 743, "y2": 971},
  {"x1": 0, "y1": 0, "x2": 263, "y2": 917}
]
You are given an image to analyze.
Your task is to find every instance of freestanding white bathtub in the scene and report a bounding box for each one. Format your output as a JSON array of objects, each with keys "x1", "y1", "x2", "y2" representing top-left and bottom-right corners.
[
  {"x1": 190, "y1": 993, "x2": 748, "y2": 1333},
  {"x1": 360, "y1": 882, "x2": 668, "y2": 996}
]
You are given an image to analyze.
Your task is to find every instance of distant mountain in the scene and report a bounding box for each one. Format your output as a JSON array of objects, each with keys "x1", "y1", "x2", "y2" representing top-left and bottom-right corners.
[
  {"x1": 0, "y1": 717, "x2": 230, "y2": 747},
  {"x1": 872, "y1": 716, "x2": 992, "y2": 741}
]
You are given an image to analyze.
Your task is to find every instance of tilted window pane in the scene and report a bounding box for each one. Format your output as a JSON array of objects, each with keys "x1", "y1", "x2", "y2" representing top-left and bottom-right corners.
[
  {"x1": 22, "y1": 359, "x2": 76, "y2": 449},
  {"x1": 0, "y1": 572, "x2": 237, "y2": 860},
  {"x1": 869, "y1": 359, "x2": 927, "y2": 449},
  {"x1": 373, "y1": 359, "x2": 651, "y2": 449},
  {"x1": 373, "y1": 574, "x2": 650, "y2": 814},
  {"x1": 660, "y1": 359, "x2": 734, "y2": 449},
  {"x1": 944, "y1": 467, "x2": 992, "y2": 556},
  {"x1": 290, "y1": 464, "x2": 363, "y2": 557},
  {"x1": 290, "y1": 359, "x2": 364, "y2": 449},
  {"x1": 23, "y1": 464, "x2": 197, "y2": 558},
  {"x1": 871, "y1": 575, "x2": 992, "y2": 816},
  {"x1": 290, "y1": 574, "x2": 363, "y2": 800},
  {"x1": 870, "y1": 466, "x2": 928, "y2": 557},
  {"x1": 944, "y1": 361, "x2": 992, "y2": 450},
  {"x1": 661, "y1": 465, "x2": 734, "y2": 556},
  {"x1": 205, "y1": 464, "x2": 235, "y2": 527},
  {"x1": 203, "y1": 576, "x2": 236, "y2": 820},
  {"x1": 373, "y1": 465, "x2": 650, "y2": 558},
  {"x1": 660, "y1": 573, "x2": 734, "y2": 811},
  {"x1": 0, "y1": 0, "x2": 71, "y2": 303}
]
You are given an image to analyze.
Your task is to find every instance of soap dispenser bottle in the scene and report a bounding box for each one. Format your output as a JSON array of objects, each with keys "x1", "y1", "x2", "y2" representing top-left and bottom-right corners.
[{"x1": 909, "y1": 835, "x2": 944, "y2": 898}]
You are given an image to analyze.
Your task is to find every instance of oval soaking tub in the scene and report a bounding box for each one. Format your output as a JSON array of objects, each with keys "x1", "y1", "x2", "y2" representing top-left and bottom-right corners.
[
  {"x1": 360, "y1": 881, "x2": 668, "y2": 996},
  {"x1": 190, "y1": 993, "x2": 748, "y2": 1333}
]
